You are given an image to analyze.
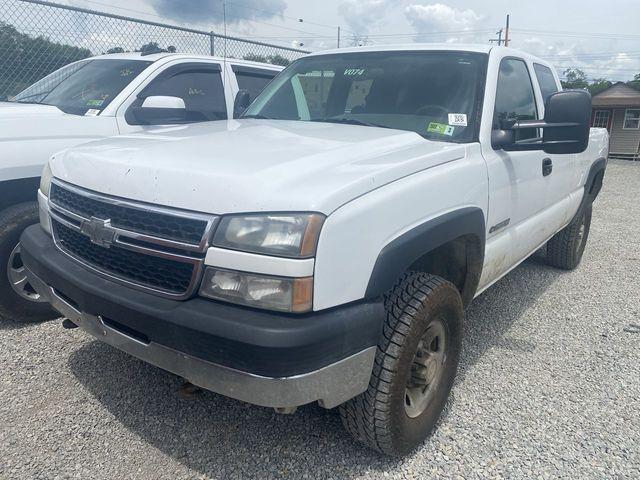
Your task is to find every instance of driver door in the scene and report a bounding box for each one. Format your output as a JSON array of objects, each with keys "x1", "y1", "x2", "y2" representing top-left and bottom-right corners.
[{"x1": 479, "y1": 56, "x2": 548, "y2": 289}]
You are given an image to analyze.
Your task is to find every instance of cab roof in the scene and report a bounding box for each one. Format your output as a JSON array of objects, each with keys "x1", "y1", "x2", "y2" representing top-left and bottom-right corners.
[{"x1": 88, "y1": 52, "x2": 284, "y2": 69}]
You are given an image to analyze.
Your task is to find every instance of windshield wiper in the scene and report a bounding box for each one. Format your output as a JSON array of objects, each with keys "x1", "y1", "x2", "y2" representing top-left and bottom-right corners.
[
  {"x1": 11, "y1": 91, "x2": 52, "y2": 103},
  {"x1": 241, "y1": 114, "x2": 273, "y2": 120},
  {"x1": 312, "y1": 118, "x2": 392, "y2": 130}
]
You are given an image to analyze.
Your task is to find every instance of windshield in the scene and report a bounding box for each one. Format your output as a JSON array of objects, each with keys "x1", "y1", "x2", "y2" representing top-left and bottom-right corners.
[
  {"x1": 11, "y1": 59, "x2": 152, "y2": 115},
  {"x1": 244, "y1": 51, "x2": 487, "y2": 143}
]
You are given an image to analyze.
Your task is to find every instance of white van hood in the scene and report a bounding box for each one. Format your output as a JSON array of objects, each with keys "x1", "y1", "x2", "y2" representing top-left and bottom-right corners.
[{"x1": 51, "y1": 119, "x2": 467, "y2": 215}]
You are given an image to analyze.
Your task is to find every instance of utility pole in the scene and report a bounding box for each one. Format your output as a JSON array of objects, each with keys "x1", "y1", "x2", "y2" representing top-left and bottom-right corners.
[
  {"x1": 337, "y1": 26, "x2": 341, "y2": 48},
  {"x1": 489, "y1": 29, "x2": 503, "y2": 46},
  {"x1": 504, "y1": 14, "x2": 510, "y2": 47}
]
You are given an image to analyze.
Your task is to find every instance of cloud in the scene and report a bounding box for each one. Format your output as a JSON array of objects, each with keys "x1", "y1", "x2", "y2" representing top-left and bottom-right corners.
[
  {"x1": 404, "y1": 3, "x2": 484, "y2": 42},
  {"x1": 338, "y1": 0, "x2": 401, "y2": 35},
  {"x1": 152, "y1": 0, "x2": 286, "y2": 25}
]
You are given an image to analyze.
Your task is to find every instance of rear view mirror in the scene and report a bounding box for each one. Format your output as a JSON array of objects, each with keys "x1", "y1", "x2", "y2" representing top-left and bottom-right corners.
[
  {"x1": 130, "y1": 95, "x2": 187, "y2": 125},
  {"x1": 492, "y1": 90, "x2": 592, "y2": 154},
  {"x1": 234, "y1": 90, "x2": 252, "y2": 119}
]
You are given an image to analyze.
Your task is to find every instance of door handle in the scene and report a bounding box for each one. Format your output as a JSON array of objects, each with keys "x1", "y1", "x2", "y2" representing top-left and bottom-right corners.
[{"x1": 542, "y1": 158, "x2": 553, "y2": 177}]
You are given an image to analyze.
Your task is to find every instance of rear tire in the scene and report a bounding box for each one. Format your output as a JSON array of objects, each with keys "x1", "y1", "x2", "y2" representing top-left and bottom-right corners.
[
  {"x1": 339, "y1": 272, "x2": 463, "y2": 456},
  {"x1": 546, "y1": 204, "x2": 592, "y2": 270},
  {"x1": 0, "y1": 202, "x2": 57, "y2": 323}
]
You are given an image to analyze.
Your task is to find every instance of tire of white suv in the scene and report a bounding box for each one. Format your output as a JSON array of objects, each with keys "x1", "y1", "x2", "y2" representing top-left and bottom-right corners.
[
  {"x1": 339, "y1": 272, "x2": 463, "y2": 456},
  {"x1": 0, "y1": 202, "x2": 58, "y2": 322},
  {"x1": 546, "y1": 203, "x2": 592, "y2": 270}
]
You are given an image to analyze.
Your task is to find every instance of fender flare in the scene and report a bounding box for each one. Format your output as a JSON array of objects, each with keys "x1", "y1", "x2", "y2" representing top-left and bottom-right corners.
[
  {"x1": 0, "y1": 177, "x2": 40, "y2": 213},
  {"x1": 583, "y1": 157, "x2": 607, "y2": 204},
  {"x1": 365, "y1": 207, "x2": 485, "y2": 306}
]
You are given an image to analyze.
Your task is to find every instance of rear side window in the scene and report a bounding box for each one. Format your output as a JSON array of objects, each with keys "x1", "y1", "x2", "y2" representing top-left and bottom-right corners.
[
  {"x1": 494, "y1": 58, "x2": 538, "y2": 141},
  {"x1": 533, "y1": 63, "x2": 559, "y2": 102},
  {"x1": 233, "y1": 67, "x2": 277, "y2": 102},
  {"x1": 139, "y1": 63, "x2": 227, "y2": 122}
]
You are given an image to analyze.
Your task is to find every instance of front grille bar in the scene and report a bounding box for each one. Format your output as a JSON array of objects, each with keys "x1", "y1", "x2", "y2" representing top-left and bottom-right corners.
[{"x1": 47, "y1": 180, "x2": 218, "y2": 300}]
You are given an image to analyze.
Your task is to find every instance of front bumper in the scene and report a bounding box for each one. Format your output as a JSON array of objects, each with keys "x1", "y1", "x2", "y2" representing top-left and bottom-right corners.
[{"x1": 21, "y1": 225, "x2": 383, "y2": 409}]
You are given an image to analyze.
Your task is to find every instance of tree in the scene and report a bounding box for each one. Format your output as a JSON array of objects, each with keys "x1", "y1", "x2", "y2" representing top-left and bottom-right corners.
[
  {"x1": 588, "y1": 78, "x2": 613, "y2": 96},
  {"x1": 242, "y1": 53, "x2": 290, "y2": 66},
  {"x1": 0, "y1": 22, "x2": 92, "y2": 98},
  {"x1": 628, "y1": 73, "x2": 640, "y2": 90},
  {"x1": 106, "y1": 47, "x2": 125, "y2": 54},
  {"x1": 561, "y1": 68, "x2": 589, "y2": 90}
]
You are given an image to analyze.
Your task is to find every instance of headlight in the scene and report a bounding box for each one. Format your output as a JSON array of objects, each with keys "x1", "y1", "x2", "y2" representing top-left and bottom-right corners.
[
  {"x1": 212, "y1": 213, "x2": 324, "y2": 258},
  {"x1": 40, "y1": 162, "x2": 52, "y2": 197},
  {"x1": 199, "y1": 267, "x2": 313, "y2": 313}
]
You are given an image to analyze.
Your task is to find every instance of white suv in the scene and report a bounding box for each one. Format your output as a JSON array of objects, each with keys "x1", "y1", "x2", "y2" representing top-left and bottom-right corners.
[
  {"x1": 0, "y1": 52, "x2": 281, "y2": 322},
  {"x1": 21, "y1": 45, "x2": 608, "y2": 456}
]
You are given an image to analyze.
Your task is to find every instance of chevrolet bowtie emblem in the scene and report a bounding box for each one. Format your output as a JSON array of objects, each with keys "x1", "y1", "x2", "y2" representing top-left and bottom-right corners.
[{"x1": 80, "y1": 217, "x2": 116, "y2": 248}]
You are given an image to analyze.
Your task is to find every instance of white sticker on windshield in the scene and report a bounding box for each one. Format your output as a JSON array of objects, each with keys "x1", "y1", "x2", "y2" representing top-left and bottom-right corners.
[
  {"x1": 448, "y1": 113, "x2": 467, "y2": 126},
  {"x1": 85, "y1": 109, "x2": 100, "y2": 116}
]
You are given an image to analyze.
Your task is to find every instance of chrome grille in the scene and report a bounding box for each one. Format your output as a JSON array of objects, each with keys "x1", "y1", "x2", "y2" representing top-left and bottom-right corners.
[{"x1": 48, "y1": 180, "x2": 217, "y2": 299}]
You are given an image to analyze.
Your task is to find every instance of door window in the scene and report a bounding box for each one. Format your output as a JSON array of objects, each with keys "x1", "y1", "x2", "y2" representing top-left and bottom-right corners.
[
  {"x1": 533, "y1": 63, "x2": 559, "y2": 102},
  {"x1": 494, "y1": 58, "x2": 538, "y2": 141},
  {"x1": 128, "y1": 63, "x2": 227, "y2": 124},
  {"x1": 233, "y1": 67, "x2": 277, "y2": 101}
]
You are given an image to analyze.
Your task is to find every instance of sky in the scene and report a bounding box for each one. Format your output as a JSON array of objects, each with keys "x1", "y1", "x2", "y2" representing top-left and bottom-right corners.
[{"x1": 61, "y1": 0, "x2": 640, "y2": 81}]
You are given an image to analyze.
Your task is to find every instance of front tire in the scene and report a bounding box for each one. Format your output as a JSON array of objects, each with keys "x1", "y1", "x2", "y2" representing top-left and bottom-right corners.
[
  {"x1": 546, "y1": 204, "x2": 592, "y2": 270},
  {"x1": 0, "y1": 202, "x2": 57, "y2": 322},
  {"x1": 339, "y1": 272, "x2": 463, "y2": 456}
]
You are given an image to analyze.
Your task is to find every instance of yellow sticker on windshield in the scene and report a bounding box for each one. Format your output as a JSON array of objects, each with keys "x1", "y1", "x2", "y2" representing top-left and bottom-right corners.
[{"x1": 427, "y1": 122, "x2": 454, "y2": 136}]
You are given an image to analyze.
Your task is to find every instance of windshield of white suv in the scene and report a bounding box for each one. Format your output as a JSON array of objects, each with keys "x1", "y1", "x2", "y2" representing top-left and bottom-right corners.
[
  {"x1": 11, "y1": 59, "x2": 152, "y2": 115},
  {"x1": 243, "y1": 51, "x2": 487, "y2": 142}
]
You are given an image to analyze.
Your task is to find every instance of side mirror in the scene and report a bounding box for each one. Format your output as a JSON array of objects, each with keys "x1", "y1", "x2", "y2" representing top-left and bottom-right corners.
[
  {"x1": 129, "y1": 95, "x2": 187, "y2": 125},
  {"x1": 233, "y1": 90, "x2": 252, "y2": 119},
  {"x1": 141, "y1": 95, "x2": 186, "y2": 110},
  {"x1": 492, "y1": 90, "x2": 592, "y2": 154},
  {"x1": 542, "y1": 90, "x2": 591, "y2": 154}
]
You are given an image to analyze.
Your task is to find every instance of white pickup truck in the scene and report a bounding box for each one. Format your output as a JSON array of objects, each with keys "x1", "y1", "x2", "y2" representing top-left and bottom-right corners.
[
  {"x1": 21, "y1": 45, "x2": 608, "y2": 456},
  {"x1": 0, "y1": 52, "x2": 281, "y2": 321}
]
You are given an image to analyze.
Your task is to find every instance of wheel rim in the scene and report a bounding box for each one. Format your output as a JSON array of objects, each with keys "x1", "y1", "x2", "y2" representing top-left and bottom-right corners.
[
  {"x1": 7, "y1": 243, "x2": 45, "y2": 303},
  {"x1": 404, "y1": 319, "x2": 447, "y2": 418}
]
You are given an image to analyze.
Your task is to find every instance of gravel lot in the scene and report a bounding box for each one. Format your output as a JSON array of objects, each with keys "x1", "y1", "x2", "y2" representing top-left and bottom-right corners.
[{"x1": 1, "y1": 160, "x2": 639, "y2": 480}]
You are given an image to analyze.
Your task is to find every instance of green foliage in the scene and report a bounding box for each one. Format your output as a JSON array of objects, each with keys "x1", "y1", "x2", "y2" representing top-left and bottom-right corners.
[
  {"x1": 561, "y1": 68, "x2": 589, "y2": 90},
  {"x1": 587, "y1": 78, "x2": 613, "y2": 96},
  {"x1": 0, "y1": 22, "x2": 92, "y2": 99},
  {"x1": 243, "y1": 53, "x2": 290, "y2": 66},
  {"x1": 628, "y1": 73, "x2": 640, "y2": 90}
]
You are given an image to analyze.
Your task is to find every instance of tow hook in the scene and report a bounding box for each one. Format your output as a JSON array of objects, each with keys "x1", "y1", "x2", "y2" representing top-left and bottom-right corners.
[
  {"x1": 274, "y1": 407, "x2": 297, "y2": 415},
  {"x1": 62, "y1": 318, "x2": 78, "y2": 329},
  {"x1": 178, "y1": 381, "x2": 202, "y2": 399}
]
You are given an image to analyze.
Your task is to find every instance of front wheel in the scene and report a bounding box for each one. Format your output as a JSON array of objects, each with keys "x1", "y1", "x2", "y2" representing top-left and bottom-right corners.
[
  {"x1": 0, "y1": 202, "x2": 58, "y2": 322},
  {"x1": 339, "y1": 272, "x2": 463, "y2": 456}
]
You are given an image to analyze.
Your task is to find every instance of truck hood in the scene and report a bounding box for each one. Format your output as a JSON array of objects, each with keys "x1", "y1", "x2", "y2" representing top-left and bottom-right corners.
[
  {"x1": 0, "y1": 101, "x2": 64, "y2": 118},
  {"x1": 50, "y1": 119, "x2": 467, "y2": 215}
]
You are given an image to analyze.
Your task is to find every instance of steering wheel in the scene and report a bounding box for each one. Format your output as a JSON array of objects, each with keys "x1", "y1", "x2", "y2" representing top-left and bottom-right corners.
[{"x1": 415, "y1": 104, "x2": 449, "y2": 118}]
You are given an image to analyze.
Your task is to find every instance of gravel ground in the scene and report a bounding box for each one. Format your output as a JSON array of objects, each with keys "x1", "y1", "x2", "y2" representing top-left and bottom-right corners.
[{"x1": 1, "y1": 160, "x2": 639, "y2": 480}]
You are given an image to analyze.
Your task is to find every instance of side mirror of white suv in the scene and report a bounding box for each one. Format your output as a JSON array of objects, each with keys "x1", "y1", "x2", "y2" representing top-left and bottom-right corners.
[
  {"x1": 141, "y1": 95, "x2": 186, "y2": 110},
  {"x1": 130, "y1": 96, "x2": 187, "y2": 125}
]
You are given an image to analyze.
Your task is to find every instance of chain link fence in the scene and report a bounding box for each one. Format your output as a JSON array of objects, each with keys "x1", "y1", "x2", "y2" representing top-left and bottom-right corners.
[{"x1": 0, "y1": 0, "x2": 309, "y2": 99}]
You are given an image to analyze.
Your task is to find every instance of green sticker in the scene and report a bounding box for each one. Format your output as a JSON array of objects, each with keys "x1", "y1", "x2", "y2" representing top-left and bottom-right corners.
[
  {"x1": 86, "y1": 99, "x2": 104, "y2": 107},
  {"x1": 427, "y1": 122, "x2": 454, "y2": 136}
]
